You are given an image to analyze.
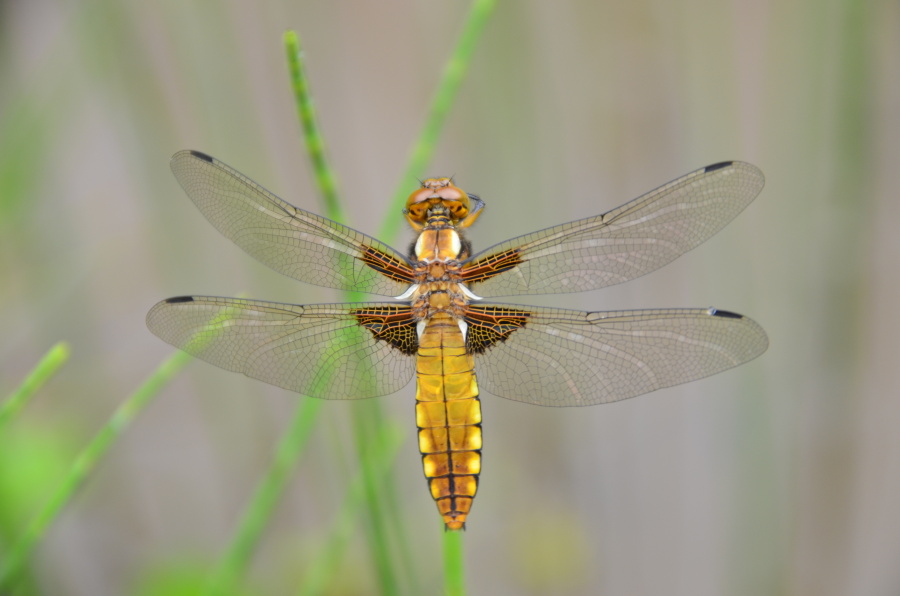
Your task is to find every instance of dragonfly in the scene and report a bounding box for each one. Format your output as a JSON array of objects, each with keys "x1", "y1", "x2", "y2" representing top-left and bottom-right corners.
[{"x1": 147, "y1": 150, "x2": 768, "y2": 530}]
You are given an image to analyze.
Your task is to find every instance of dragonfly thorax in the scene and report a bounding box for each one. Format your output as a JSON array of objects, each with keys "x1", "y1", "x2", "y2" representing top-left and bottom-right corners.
[
  {"x1": 407, "y1": 224, "x2": 472, "y2": 323},
  {"x1": 414, "y1": 226, "x2": 464, "y2": 262}
]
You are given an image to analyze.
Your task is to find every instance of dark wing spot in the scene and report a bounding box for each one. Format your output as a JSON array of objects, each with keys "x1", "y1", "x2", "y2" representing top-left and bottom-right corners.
[
  {"x1": 710, "y1": 308, "x2": 743, "y2": 319},
  {"x1": 189, "y1": 150, "x2": 215, "y2": 163},
  {"x1": 704, "y1": 161, "x2": 733, "y2": 173},
  {"x1": 165, "y1": 296, "x2": 195, "y2": 304},
  {"x1": 464, "y1": 306, "x2": 531, "y2": 353},
  {"x1": 354, "y1": 306, "x2": 418, "y2": 355}
]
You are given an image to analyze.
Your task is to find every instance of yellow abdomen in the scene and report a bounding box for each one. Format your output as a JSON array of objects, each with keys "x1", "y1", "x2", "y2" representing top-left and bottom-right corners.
[{"x1": 415, "y1": 313, "x2": 483, "y2": 530}]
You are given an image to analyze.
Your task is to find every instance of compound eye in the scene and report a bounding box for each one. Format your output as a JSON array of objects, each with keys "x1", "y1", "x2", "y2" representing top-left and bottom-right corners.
[
  {"x1": 435, "y1": 186, "x2": 465, "y2": 201},
  {"x1": 405, "y1": 187, "x2": 432, "y2": 210}
]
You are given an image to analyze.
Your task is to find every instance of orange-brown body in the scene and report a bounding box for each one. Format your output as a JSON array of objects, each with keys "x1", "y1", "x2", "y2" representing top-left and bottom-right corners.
[
  {"x1": 151, "y1": 153, "x2": 770, "y2": 534},
  {"x1": 415, "y1": 313, "x2": 482, "y2": 530},
  {"x1": 405, "y1": 178, "x2": 484, "y2": 530}
]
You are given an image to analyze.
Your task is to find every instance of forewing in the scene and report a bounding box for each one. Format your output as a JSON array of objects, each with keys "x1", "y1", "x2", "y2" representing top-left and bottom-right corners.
[
  {"x1": 468, "y1": 305, "x2": 768, "y2": 406},
  {"x1": 462, "y1": 162, "x2": 764, "y2": 296},
  {"x1": 146, "y1": 296, "x2": 417, "y2": 399},
  {"x1": 170, "y1": 150, "x2": 414, "y2": 296}
]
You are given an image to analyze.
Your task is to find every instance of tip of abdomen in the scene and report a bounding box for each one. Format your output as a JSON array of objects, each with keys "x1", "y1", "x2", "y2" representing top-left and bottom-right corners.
[
  {"x1": 444, "y1": 518, "x2": 467, "y2": 531},
  {"x1": 438, "y1": 495, "x2": 473, "y2": 531}
]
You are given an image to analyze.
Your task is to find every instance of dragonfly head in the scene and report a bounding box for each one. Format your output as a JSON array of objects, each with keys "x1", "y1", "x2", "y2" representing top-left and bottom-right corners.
[{"x1": 404, "y1": 177, "x2": 485, "y2": 230}]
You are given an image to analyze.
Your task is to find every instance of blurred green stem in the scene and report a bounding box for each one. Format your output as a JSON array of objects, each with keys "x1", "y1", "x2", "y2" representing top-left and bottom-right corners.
[
  {"x1": 443, "y1": 530, "x2": 466, "y2": 596},
  {"x1": 0, "y1": 342, "x2": 70, "y2": 433},
  {"x1": 351, "y1": 403, "x2": 400, "y2": 595},
  {"x1": 208, "y1": 0, "x2": 496, "y2": 587},
  {"x1": 284, "y1": 30, "x2": 345, "y2": 226},
  {"x1": 286, "y1": 29, "x2": 406, "y2": 594},
  {"x1": 379, "y1": 0, "x2": 497, "y2": 242},
  {"x1": 0, "y1": 349, "x2": 192, "y2": 591},
  {"x1": 205, "y1": 397, "x2": 323, "y2": 594},
  {"x1": 205, "y1": 31, "x2": 383, "y2": 594},
  {"x1": 297, "y1": 422, "x2": 405, "y2": 596}
]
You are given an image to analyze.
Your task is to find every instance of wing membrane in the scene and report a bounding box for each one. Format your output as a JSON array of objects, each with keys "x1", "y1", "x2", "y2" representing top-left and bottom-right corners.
[
  {"x1": 146, "y1": 296, "x2": 417, "y2": 399},
  {"x1": 470, "y1": 305, "x2": 768, "y2": 406},
  {"x1": 463, "y1": 162, "x2": 764, "y2": 296},
  {"x1": 170, "y1": 151, "x2": 414, "y2": 296}
]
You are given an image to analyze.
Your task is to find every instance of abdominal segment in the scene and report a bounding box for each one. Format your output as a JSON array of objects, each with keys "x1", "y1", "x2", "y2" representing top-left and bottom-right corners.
[{"x1": 415, "y1": 313, "x2": 483, "y2": 531}]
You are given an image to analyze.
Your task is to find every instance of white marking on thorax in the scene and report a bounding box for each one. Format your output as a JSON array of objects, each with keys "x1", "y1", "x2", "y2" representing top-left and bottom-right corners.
[
  {"x1": 448, "y1": 230, "x2": 461, "y2": 258},
  {"x1": 457, "y1": 319, "x2": 468, "y2": 341},
  {"x1": 416, "y1": 320, "x2": 427, "y2": 342},
  {"x1": 459, "y1": 283, "x2": 482, "y2": 301},
  {"x1": 414, "y1": 233, "x2": 427, "y2": 259},
  {"x1": 394, "y1": 284, "x2": 419, "y2": 300}
]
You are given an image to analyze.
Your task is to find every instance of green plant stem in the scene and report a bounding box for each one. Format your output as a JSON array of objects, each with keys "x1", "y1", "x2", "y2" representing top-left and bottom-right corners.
[
  {"x1": 298, "y1": 422, "x2": 404, "y2": 596},
  {"x1": 0, "y1": 342, "x2": 70, "y2": 432},
  {"x1": 206, "y1": 397, "x2": 323, "y2": 595},
  {"x1": 364, "y1": 2, "x2": 497, "y2": 590},
  {"x1": 443, "y1": 530, "x2": 466, "y2": 596},
  {"x1": 205, "y1": 32, "x2": 373, "y2": 593},
  {"x1": 368, "y1": 404, "x2": 419, "y2": 594},
  {"x1": 212, "y1": 1, "x2": 496, "y2": 587},
  {"x1": 379, "y1": 0, "x2": 498, "y2": 242},
  {"x1": 384, "y1": 3, "x2": 498, "y2": 592},
  {"x1": 284, "y1": 30, "x2": 345, "y2": 226},
  {"x1": 0, "y1": 349, "x2": 192, "y2": 590},
  {"x1": 351, "y1": 404, "x2": 399, "y2": 595},
  {"x1": 286, "y1": 29, "x2": 406, "y2": 593}
]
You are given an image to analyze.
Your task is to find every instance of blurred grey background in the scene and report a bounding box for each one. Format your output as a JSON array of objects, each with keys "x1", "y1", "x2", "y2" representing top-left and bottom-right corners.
[{"x1": 1, "y1": 0, "x2": 898, "y2": 594}]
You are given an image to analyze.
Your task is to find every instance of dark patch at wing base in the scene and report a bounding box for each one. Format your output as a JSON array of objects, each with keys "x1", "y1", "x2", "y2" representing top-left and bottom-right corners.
[
  {"x1": 464, "y1": 306, "x2": 531, "y2": 353},
  {"x1": 354, "y1": 306, "x2": 419, "y2": 355},
  {"x1": 360, "y1": 246, "x2": 416, "y2": 284},
  {"x1": 461, "y1": 249, "x2": 523, "y2": 285}
]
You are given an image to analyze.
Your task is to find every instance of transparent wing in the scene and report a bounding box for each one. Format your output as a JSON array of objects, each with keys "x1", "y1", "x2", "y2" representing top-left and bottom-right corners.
[
  {"x1": 468, "y1": 304, "x2": 768, "y2": 406},
  {"x1": 146, "y1": 296, "x2": 417, "y2": 399},
  {"x1": 463, "y1": 162, "x2": 764, "y2": 297},
  {"x1": 170, "y1": 150, "x2": 414, "y2": 296}
]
